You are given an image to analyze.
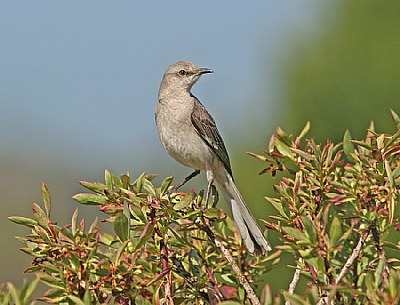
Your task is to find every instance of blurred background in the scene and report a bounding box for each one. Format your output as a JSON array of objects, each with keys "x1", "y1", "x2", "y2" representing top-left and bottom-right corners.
[{"x1": 1, "y1": 0, "x2": 399, "y2": 297}]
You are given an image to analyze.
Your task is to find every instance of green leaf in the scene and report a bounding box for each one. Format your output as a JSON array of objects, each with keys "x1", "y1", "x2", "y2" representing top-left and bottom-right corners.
[
  {"x1": 134, "y1": 222, "x2": 154, "y2": 251},
  {"x1": 40, "y1": 275, "x2": 66, "y2": 289},
  {"x1": 265, "y1": 197, "x2": 289, "y2": 219},
  {"x1": 168, "y1": 227, "x2": 193, "y2": 247},
  {"x1": 283, "y1": 227, "x2": 309, "y2": 242},
  {"x1": 302, "y1": 216, "x2": 317, "y2": 242},
  {"x1": 99, "y1": 232, "x2": 115, "y2": 246},
  {"x1": 135, "y1": 172, "x2": 146, "y2": 193},
  {"x1": 160, "y1": 176, "x2": 174, "y2": 195},
  {"x1": 376, "y1": 134, "x2": 385, "y2": 150},
  {"x1": 143, "y1": 179, "x2": 156, "y2": 197},
  {"x1": 32, "y1": 202, "x2": 49, "y2": 229},
  {"x1": 114, "y1": 240, "x2": 129, "y2": 264},
  {"x1": 391, "y1": 109, "x2": 400, "y2": 130},
  {"x1": 71, "y1": 208, "x2": 78, "y2": 235},
  {"x1": 105, "y1": 169, "x2": 112, "y2": 190},
  {"x1": 343, "y1": 130, "x2": 355, "y2": 162},
  {"x1": 120, "y1": 173, "x2": 130, "y2": 189},
  {"x1": 67, "y1": 295, "x2": 87, "y2": 305},
  {"x1": 83, "y1": 289, "x2": 92, "y2": 305},
  {"x1": 6, "y1": 283, "x2": 19, "y2": 305},
  {"x1": 329, "y1": 217, "x2": 342, "y2": 247},
  {"x1": 276, "y1": 126, "x2": 293, "y2": 146},
  {"x1": 350, "y1": 140, "x2": 372, "y2": 150},
  {"x1": 282, "y1": 292, "x2": 307, "y2": 305},
  {"x1": 275, "y1": 138, "x2": 295, "y2": 160},
  {"x1": 79, "y1": 180, "x2": 106, "y2": 194},
  {"x1": 203, "y1": 208, "x2": 224, "y2": 220},
  {"x1": 181, "y1": 209, "x2": 201, "y2": 219},
  {"x1": 41, "y1": 182, "x2": 51, "y2": 218},
  {"x1": 189, "y1": 249, "x2": 201, "y2": 279},
  {"x1": 366, "y1": 121, "x2": 375, "y2": 143},
  {"x1": 219, "y1": 301, "x2": 242, "y2": 305},
  {"x1": 173, "y1": 193, "x2": 193, "y2": 211},
  {"x1": 114, "y1": 214, "x2": 129, "y2": 242},
  {"x1": 246, "y1": 151, "x2": 268, "y2": 162},
  {"x1": 291, "y1": 147, "x2": 313, "y2": 161},
  {"x1": 298, "y1": 121, "x2": 311, "y2": 139},
  {"x1": 389, "y1": 269, "x2": 399, "y2": 299},
  {"x1": 69, "y1": 252, "x2": 81, "y2": 271},
  {"x1": 72, "y1": 193, "x2": 107, "y2": 205},
  {"x1": 384, "y1": 159, "x2": 394, "y2": 186},
  {"x1": 21, "y1": 277, "x2": 40, "y2": 303},
  {"x1": 268, "y1": 135, "x2": 276, "y2": 153},
  {"x1": 8, "y1": 216, "x2": 37, "y2": 228}
]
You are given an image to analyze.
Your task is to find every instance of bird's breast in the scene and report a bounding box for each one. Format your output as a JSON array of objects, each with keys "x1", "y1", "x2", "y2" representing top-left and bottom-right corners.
[{"x1": 156, "y1": 102, "x2": 216, "y2": 170}]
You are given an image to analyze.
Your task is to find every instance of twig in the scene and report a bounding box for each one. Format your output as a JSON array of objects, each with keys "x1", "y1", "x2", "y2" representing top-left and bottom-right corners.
[
  {"x1": 150, "y1": 205, "x2": 172, "y2": 305},
  {"x1": 316, "y1": 290, "x2": 337, "y2": 305},
  {"x1": 202, "y1": 224, "x2": 261, "y2": 305},
  {"x1": 370, "y1": 222, "x2": 390, "y2": 287},
  {"x1": 335, "y1": 229, "x2": 369, "y2": 285},
  {"x1": 315, "y1": 229, "x2": 370, "y2": 305},
  {"x1": 316, "y1": 295, "x2": 329, "y2": 305},
  {"x1": 160, "y1": 240, "x2": 171, "y2": 305},
  {"x1": 285, "y1": 258, "x2": 303, "y2": 305},
  {"x1": 204, "y1": 263, "x2": 224, "y2": 301}
]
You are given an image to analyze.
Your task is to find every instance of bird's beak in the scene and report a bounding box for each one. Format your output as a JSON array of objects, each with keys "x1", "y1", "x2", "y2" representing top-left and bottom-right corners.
[{"x1": 198, "y1": 68, "x2": 213, "y2": 75}]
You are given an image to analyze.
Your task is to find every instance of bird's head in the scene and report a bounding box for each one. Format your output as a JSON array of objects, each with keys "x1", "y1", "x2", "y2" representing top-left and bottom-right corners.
[{"x1": 161, "y1": 61, "x2": 213, "y2": 91}]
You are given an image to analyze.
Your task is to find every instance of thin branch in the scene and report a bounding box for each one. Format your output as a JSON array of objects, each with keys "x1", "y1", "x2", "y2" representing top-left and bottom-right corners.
[
  {"x1": 202, "y1": 224, "x2": 261, "y2": 305},
  {"x1": 335, "y1": 229, "x2": 370, "y2": 285},
  {"x1": 151, "y1": 205, "x2": 172, "y2": 305},
  {"x1": 371, "y1": 222, "x2": 389, "y2": 287},
  {"x1": 316, "y1": 229, "x2": 370, "y2": 305},
  {"x1": 285, "y1": 258, "x2": 303, "y2": 305},
  {"x1": 316, "y1": 295, "x2": 328, "y2": 305},
  {"x1": 316, "y1": 296, "x2": 333, "y2": 305},
  {"x1": 160, "y1": 239, "x2": 171, "y2": 305},
  {"x1": 316, "y1": 290, "x2": 336, "y2": 305},
  {"x1": 204, "y1": 263, "x2": 224, "y2": 301}
]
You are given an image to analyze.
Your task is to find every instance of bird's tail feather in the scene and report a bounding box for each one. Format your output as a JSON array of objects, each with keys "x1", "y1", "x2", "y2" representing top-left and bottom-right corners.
[{"x1": 214, "y1": 169, "x2": 271, "y2": 256}]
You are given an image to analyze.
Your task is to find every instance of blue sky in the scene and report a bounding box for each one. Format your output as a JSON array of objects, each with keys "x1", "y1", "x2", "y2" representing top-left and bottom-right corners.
[{"x1": 0, "y1": 1, "x2": 324, "y2": 172}]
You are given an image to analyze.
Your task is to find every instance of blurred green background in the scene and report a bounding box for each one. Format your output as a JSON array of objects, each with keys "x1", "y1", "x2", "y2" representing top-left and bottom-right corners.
[{"x1": 1, "y1": 0, "x2": 399, "y2": 298}]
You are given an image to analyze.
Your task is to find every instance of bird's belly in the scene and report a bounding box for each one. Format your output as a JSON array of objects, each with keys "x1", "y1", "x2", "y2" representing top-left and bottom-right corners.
[{"x1": 158, "y1": 123, "x2": 214, "y2": 170}]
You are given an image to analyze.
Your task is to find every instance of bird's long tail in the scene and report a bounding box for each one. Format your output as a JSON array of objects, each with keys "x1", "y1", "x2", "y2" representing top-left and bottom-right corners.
[{"x1": 213, "y1": 168, "x2": 271, "y2": 256}]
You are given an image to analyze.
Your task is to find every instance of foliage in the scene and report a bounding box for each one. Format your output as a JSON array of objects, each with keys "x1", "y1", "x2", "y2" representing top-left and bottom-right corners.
[
  {"x1": 0, "y1": 278, "x2": 39, "y2": 305},
  {"x1": 5, "y1": 111, "x2": 400, "y2": 304},
  {"x1": 249, "y1": 111, "x2": 400, "y2": 304},
  {"x1": 8, "y1": 174, "x2": 277, "y2": 305}
]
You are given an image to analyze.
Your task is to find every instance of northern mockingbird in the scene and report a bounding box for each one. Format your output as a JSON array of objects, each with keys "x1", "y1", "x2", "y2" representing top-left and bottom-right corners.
[{"x1": 155, "y1": 61, "x2": 271, "y2": 255}]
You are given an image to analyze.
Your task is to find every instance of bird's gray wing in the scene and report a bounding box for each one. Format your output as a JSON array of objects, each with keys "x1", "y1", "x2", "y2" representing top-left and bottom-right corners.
[{"x1": 191, "y1": 98, "x2": 233, "y2": 177}]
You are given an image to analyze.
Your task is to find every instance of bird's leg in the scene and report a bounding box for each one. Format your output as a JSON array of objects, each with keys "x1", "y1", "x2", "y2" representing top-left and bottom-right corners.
[
  {"x1": 210, "y1": 184, "x2": 219, "y2": 208},
  {"x1": 204, "y1": 170, "x2": 214, "y2": 208},
  {"x1": 170, "y1": 169, "x2": 201, "y2": 192}
]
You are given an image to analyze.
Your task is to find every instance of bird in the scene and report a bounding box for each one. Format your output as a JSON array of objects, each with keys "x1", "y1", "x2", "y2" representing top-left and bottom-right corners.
[{"x1": 155, "y1": 60, "x2": 271, "y2": 255}]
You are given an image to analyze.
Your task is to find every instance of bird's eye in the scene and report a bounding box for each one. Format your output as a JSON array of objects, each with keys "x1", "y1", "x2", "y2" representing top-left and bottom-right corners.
[{"x1": 178, "y1": 70, "x2": 186, "y2": 76}]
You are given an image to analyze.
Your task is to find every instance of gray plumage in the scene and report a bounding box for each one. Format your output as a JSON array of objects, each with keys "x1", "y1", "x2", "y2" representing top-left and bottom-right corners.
[{"x1": 155, "y1": 61, "x2": 271, "y2": 255}]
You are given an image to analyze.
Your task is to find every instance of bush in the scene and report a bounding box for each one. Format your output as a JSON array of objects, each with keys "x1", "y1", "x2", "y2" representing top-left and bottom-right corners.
[{"x1": 5, "y1": 111, "x2": 400, "y2": 305}]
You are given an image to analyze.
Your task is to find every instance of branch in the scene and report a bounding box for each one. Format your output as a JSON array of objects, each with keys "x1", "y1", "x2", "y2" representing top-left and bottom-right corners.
[
  {"x1": 285, "y1": 258, "x2": 302, "y2": 305},
  {"x1": 370, "y1": 222, "x2": 389, "y2": 287},
  {"x1": 204, "y1": 263, "x2": 224, "y2": 301},
  {"x1": 335, "y1": 229, "x2": 369, "y2": 285},
  {"x1": 316, "y1": 294, "x2": 329, "y2": 305},
  {"x1": 202, "y1": 223, "x2": 261, "y2": 305},
  {"x1": 151, "y1": 205, "x2": 172, "y2": 305},
  {"x1": 315, "y1": 229, "x2": 370, "y2": 305}
]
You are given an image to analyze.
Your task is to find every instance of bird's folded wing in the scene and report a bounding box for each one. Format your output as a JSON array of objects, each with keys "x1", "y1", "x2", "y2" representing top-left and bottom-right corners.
[{"x1": 190, "y1": 98, "x2": 233, "y2": 177}]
